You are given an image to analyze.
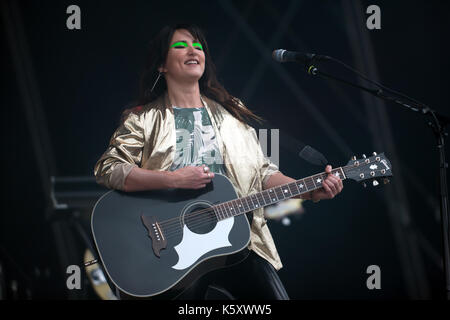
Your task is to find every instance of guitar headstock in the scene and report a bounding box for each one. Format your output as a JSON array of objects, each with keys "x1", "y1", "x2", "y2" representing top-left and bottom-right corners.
[{"x1": 343, "y1": 152, "x2": 393, "y2": 187}]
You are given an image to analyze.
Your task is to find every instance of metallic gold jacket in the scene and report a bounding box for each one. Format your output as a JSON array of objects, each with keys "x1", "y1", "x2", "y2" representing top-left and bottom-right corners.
[{"x1": 94, "y1": 93, "x2": 284, "y2": 270}]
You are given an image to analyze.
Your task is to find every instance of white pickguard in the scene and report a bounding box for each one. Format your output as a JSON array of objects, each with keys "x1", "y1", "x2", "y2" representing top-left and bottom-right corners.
[{"x1": 171, "y1": 217, "x2": 234, "y2": 270}]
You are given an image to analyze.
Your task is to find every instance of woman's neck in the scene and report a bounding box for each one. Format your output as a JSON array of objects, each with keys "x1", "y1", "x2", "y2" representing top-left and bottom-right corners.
[{"x1": 166, "y1": 80, "x2": 203, "y2": 108}]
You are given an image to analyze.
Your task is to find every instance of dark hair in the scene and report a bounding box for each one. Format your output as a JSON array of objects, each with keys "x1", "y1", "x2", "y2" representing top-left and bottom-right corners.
[{"x1": 132, "y1": 23, "x2": 263, "y2": 125}]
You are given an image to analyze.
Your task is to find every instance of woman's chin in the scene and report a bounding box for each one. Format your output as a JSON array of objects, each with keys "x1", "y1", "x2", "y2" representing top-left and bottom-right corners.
[{"x1": 182, "y1": 72, "x2": 204, "y2": 82}]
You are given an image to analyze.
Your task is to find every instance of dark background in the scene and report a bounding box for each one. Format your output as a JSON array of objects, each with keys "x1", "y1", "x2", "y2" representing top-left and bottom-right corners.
[{"x1": 1, "y1": 0, "x2": 449, "y2": 300}]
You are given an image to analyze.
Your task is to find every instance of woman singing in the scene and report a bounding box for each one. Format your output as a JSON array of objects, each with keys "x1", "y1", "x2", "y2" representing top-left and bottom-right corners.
[{"x1": 94, "y1": 23, "x2": 343, "y2": 300}]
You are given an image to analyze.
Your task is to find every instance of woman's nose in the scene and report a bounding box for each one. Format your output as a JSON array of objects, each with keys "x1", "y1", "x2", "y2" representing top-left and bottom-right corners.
[{"x1": 187, "y1": 45, "x2": 195, "y2": 54}]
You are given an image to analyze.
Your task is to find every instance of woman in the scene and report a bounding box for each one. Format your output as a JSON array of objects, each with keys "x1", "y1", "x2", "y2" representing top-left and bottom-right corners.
[{"x1": 94, "y1": 23, "x2": 343, "y2": 300}]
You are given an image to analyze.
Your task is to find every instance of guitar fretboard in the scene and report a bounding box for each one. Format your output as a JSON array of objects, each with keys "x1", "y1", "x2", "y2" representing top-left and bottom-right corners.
[{"x1": 212, "y1": 167, "x2": 346, "y2": 221}]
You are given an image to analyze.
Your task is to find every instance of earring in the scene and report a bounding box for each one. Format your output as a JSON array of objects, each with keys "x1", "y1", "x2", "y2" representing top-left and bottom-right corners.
[{"x1": 150, "y1": 72, "x2": 163, "y2": 92}]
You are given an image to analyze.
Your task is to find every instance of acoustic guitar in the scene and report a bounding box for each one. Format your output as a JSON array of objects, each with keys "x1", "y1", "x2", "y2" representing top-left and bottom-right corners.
[{"x1": 91, "y1": 152, "x2": 392, "y2": 298}]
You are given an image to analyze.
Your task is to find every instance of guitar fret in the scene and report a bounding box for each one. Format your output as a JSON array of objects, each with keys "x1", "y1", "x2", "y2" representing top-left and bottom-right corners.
[
  {"x1": 212, "y1": 205, "x2": 220, "y2": 220},
  {"x1": 293, "y1": 181, "x2": 301, "y2": 194},
  {"x1": 332, "y1": 168, "x2": 344, "y2": 180},
  {"x1": 250, "y1": 195, "x2": 257, "y2": 210},
  {"x1": 253, "y1": 194, "x2": 261, "y2": 207},
  {"x1": 215, "y1": 204, "x2": 221, "y2": 220},
  {"x1": 263, "y1": 190, "x2": 272, "y2": 205},
  {"x1": 216, "y1": 204, "x2": 223, "y2": 220},
  {"x1": 314, "y1": 174, "x2": 324, "y2": 189},
  {"x1": 222, "y1": 203, "x2": 228, "y2": 219},
  {"x1": 260, "y1": 190, "x2": 267, "y2": 204},
  {"x1": 256, "y1": 193, "x2": 266, "y2": 206},
  {"x1": 247, "y1": 197, "x2": 253, "y2": 210},
  {"x1": 251, "y1": 194, "x2": 260, "y2": 208},
  {"x1": 222, "y1": 203, "x2": 230, "y2": 219},
  {"x1": 213, "y1": 167, "x2": 347, "y2": 222},
  {"x1": 305, "y1": 177, "x2": 315, "y2": 190},
  {"x1": 275, "y1": 186, "x2": 285, "y2": 200},
  {"x1": 311, "y1": 175, "x2": 318, "y2": 188},
  {"x1": 236, "y1": 198, "x2": 245, "y2": 214},
  {"x1": 218, "y1": 203, "x2": 225, "y2": 220},
  {"x1": 226, "y1": 202, "x2": 234, "y2": 217},
  {"x1": 296, "y1": 179, "x2": 308, "y2": 193},
  {"x1": 280, "y1": 185, "x2": 292, "y2": 199},
  {"x1": 231, "y1": 200, "x2": 240, "y2": 215},
  {"x1": 281, "y1": 184, "x2": 292, "y2": 197},
  {"x1": 288, "y1": 183, "x2": 297, "y2": 197},
  {"x1": 244, "y1": 196, "x2": 252, "y2": 211},
  {"x1": 227, "y1": 201, "x2": 235, "y2": 216},
  {"x1": 267, "y1": 188, "x2": 278, "y2": 202}
]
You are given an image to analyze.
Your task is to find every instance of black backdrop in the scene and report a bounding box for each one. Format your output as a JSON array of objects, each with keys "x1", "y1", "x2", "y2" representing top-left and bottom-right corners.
[{"x1": 1, "y1": 0, "x2": 449, "y2": 300}]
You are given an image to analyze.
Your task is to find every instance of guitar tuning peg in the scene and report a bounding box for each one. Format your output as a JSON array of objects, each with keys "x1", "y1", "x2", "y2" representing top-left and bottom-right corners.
[
  {"x1": 351, "y1": 156, "x2": 356, "y2": 161},
  {"x1": 373, "y1": 152, "x2": 377, "y2": 156},
  {"x1": 373, "y1": 180, "x2": 379, "y2": 186},
  {"x1": 362, "y1": 182, "x2": 367, "y2": 188},
  {"x1": 362, "y1": 154, "x2": 367, "y2": 159},
  {"x1": 383, "y1": 178, "x2": 390, "y2": 184}
]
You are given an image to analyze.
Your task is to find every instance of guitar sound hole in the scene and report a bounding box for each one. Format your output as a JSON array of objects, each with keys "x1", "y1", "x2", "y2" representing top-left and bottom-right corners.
[{"x1": 184, "y1": 203, "x2": 217, "y2": 234}]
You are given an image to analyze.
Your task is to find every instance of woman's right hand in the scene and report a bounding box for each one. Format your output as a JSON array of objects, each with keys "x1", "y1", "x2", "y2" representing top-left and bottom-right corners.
[{"x1": 170, "y1": 164, "x2": 214, "y2": 189}]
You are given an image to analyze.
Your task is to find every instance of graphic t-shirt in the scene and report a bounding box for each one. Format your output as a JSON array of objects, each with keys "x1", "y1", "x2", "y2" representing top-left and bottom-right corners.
[{"x1": 169, "y1": 106, "x2": 226, "y2": 175}]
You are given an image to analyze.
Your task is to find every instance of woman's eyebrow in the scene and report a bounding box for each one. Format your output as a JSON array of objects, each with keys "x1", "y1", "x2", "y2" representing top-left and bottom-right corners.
[{"x1": 172, "y1": 40, "x2": 190, "y2": 44}]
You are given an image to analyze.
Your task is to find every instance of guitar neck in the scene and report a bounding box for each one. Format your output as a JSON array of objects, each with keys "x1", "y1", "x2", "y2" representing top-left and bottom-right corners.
[{"x1": 213, "y1": 167, "x2": 347, "y2": 221}]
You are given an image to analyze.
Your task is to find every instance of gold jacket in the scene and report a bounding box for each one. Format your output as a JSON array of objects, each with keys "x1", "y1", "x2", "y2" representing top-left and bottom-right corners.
[{"x1": 94, "y1": 93, "x2": 286, "y2": 270}]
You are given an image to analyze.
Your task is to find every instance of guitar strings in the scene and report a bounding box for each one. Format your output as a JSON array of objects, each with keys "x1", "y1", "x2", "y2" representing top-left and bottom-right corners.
[
  {"x1": 158, "y1": 166, "x2": 350, "y2": 230},
  {"x1": 162, "y1": 208, "x2": 253, "y2": 240},
  {"x1": 162, "y1": 185, "x2": 332, "y2": 239},
  {"x1": 159, "y1": 163, "x2": 381, "y2": 240},
  {"x1": 157, "y1": 162, "x2": 379, "y2": 238},
  {"x1": 159, "y1": 182, "x2": 305, "y2": 237},
  {"x1": 159, "y1": 171, "x2": 343, "y2": 236},
  {"x1": 161, "y1": 210, "x2": 218, "y2": 239},
  {"x1": 161, "y1": 188, "x2": 329, "y2": 239},
  {"x1": 159, "y1": 186, "x2": 301, "y2": 235},
  {"x1": 157, "y1": 165, "x2": 354, "y2": 232}
]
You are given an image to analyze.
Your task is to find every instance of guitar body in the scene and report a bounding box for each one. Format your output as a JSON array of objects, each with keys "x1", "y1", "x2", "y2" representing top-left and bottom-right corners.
[{"x1": 91, "y1": 173, "x2": 251, "y2": 299}]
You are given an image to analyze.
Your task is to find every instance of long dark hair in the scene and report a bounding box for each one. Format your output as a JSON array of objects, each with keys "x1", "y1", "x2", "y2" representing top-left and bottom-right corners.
[{"x1": 131, "y1": 23, "x2": 263, "y2": 125}]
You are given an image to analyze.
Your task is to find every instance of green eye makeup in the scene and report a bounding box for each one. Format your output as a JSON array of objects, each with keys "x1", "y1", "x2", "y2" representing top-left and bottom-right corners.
[
  {"x1": 170, "y1": 41, "x2": 203, "y2": 50},
  {"x1": 170, "y1": 41, "x2": 188, "y2": 48},
  {"x1": 193, "y1": 42, "x2": 203, "y2": 50}
]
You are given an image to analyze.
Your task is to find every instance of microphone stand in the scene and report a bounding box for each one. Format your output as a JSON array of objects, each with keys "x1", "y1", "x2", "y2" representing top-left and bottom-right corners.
[{"x1": 304, "y1": 58, "x2": 450, "y2": 299}]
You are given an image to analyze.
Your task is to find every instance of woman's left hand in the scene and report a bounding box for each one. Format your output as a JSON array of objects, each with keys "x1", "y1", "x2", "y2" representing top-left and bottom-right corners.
[{"x1": 311, "y1": 165, "x2": 343, "y2": 202}]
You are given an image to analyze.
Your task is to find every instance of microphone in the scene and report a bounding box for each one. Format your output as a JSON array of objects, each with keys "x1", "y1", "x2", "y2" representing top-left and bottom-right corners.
[{"x1": 272, "y1": 49, "x2": 330, "y2": 63}]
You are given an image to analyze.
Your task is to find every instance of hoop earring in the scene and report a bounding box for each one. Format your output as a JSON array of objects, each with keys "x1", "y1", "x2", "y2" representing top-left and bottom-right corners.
[{"x1": 150, "y1": 72, "x2": 163, "y2": 92}]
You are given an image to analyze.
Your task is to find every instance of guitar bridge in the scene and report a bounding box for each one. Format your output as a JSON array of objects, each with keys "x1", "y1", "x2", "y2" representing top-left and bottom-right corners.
[{"x1": 141, "y1": 215, "x2": 167, "y2": 258}]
